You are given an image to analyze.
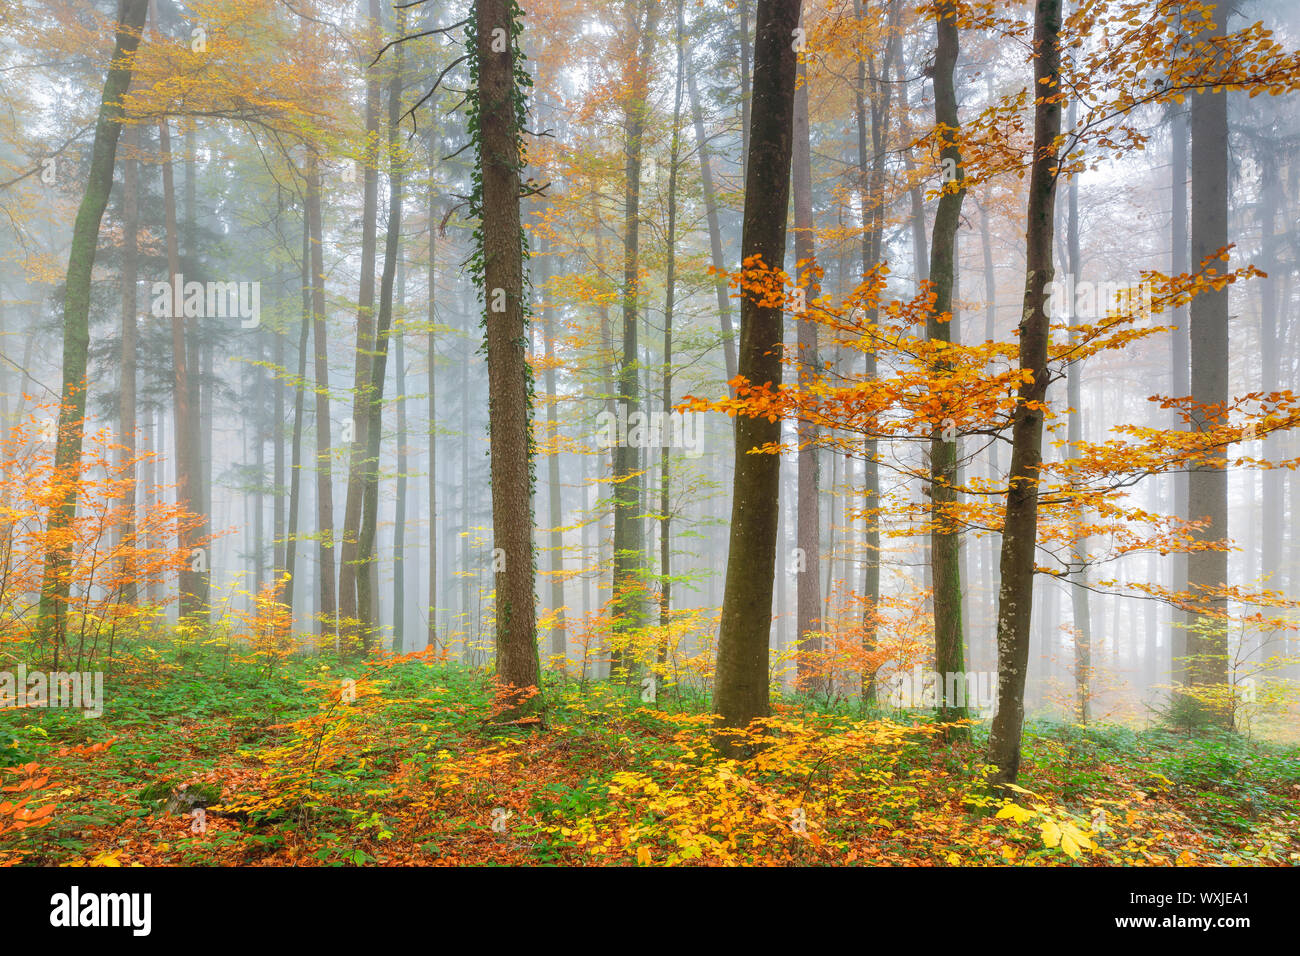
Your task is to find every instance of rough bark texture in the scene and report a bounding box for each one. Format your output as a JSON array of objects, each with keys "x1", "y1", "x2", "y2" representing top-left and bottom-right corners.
[{"x1": 477, "y1": 0, "x2": 541, "y2": 716}]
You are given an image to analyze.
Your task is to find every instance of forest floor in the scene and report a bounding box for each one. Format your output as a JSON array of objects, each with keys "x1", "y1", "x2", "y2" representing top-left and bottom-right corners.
[{"x1": 2, "y1": 638, "x2": 1298, "y2": 867}]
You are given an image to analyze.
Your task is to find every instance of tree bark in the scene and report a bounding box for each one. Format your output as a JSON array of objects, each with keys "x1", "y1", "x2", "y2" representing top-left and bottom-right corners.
[
  {"x1": 685, "y1": 45, "x2": 738, "y2": 390},
  {"x1": 987, "y1": 0, "x2": 1062, "y2": 787},
  {"x1": 610, "y1": 0, "x2": 660, "y2": 681},
  {"x1": 1187, "y1": 0, "x2": 1230, "y2": 725},
  {"x1": 40, "y1": 0, "x2": 150, "y2": 643},
  {"x1": 307, "y1": 157, "x2": 337, "y2": 645},
  {"x1": 477, "y1": 0, "x2": 541, "y2": 716},
  {"x1": 339, "y1": 0, "x2": 385, "y2": 652},
  {"x1": 713, "y1": 0, "x2": 802, "y2": 754},
  {"x1": 792, "y1": 53, "x2": 822, "y2": 696},
  {"x1": 927, "y1": 0, "x2": 968, "y2": 731}
]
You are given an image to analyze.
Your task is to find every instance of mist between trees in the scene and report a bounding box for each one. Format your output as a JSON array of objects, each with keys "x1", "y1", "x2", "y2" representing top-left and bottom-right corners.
[{"x1": 2, "y1": 0, "x2": 1300, "y2": 869}]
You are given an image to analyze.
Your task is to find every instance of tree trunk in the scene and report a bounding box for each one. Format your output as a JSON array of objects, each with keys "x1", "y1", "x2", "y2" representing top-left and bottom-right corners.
[
  {"x1": 118, "y1": 125, "x2": 139, "y2": 606},
  {"x1": 856, "y1": 0, "x2": 896, "y2": 702},
  {"x1": 476, "y1": 0, "x2": 541, "y2": 717},
  {"x1": 927, "y1": 0, "x2": 968, "y2": 731},
  {"x1": 685, "y1": 44, "x2": 738, "y2": 390},
  {"x1": 307, "y1": 157, "x2": 337, "y2": 644},
  {"x1": 394, "y1": 256, "x2": 408, "y2": 652},
  {"x1": 339, "y1": 0, "x2": 384, "y2": 652},
  {"x1": 1187, "y1": 0, "x2": 1230, "y2": 726},
  {"x1": 283, "y1": 212, "x2": 312, "y2": 628},
  {"x1": 610, "y1": 0, "x2": 660, "y2": 681},
  {"x1": 1064, "y1": 99, "x2": 1091, "y2": 724},
  {"x1": 1169, "y1": 101, "x2": 1190, "y2": 688},
  {"x1": 713, "y1": 0, "x2": 802, "y2": 754},
  {"x1": 39, "y1": 0, "x2": 150, "y2": 643},
  {"x1": 987, "y1": 0, "x2": 1062, "y2": 787},
  {"x1": 159, "y1": 118, "x2": 205, "y2": 627},
  {"x1": 792, "y1": 53, "x2": 823, "y2": 696},
  {"x1": 427, "y1": 180, "x2": 439, "y2": 651},
  {"x1": 358, "y1": 11, "x2": 407, "y2": 654},
  {"x1": 539, "y1": 237, "x2": 567, "y2": 660},
  {"x1": 659, "y1": 0, "x2": 686, "y2": 660}
]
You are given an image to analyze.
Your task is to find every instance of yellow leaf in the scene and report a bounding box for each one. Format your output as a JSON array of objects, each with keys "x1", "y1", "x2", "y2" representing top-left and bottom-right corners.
[
  {"x1": 1040, "y1": 818, "x2": 1062, "y2": 849},
  {"x1": 636, "y1": 845, "x2": 652, "y2": 866},
  {"x1": 996, "y1": 803, "x2": 1036, "y2": 824}
]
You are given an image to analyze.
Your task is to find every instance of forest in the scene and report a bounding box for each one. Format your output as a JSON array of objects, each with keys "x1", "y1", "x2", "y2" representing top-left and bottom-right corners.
[{"x1": 0, "y1": 0, "x2": 1299, "y2": 883}]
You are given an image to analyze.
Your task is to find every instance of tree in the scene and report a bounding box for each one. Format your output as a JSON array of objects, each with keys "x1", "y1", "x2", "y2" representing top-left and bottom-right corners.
[
  {"x1": 792, "y1": 48, "x2": 823, "y2": 695},
  {"x1": 358, "y1": 7, "x2": 409, "y2": 654},
  {"x1": 39, "y1": 0, "x2": 151, "y2": 644},
  {"x1": 473, "y1": 0, "x2": 541, "y2": 718},
  {"x1": 1186, "y1": 0, "x2": 1230, "y2": 725},
  {"x1": 986, "y1": 0, "x2": 1063, "y2": 787},
  {"x1": 712, "y1": 0, "x2": 802, "y2": 755},
  {"x1": 339, "y1": 0, "x2": 384, "y2": 652},
  {"x1": 609, "y1": 0, "x2": 660, "y2": 681},
  {"x1": 926, "y1": 0, "x2": 968, "y2": 731}
]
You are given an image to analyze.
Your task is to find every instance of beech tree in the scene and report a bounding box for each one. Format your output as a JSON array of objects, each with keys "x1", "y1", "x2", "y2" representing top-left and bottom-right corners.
[{"x1": 713, "y1": 0, "x2": 802, "y2": 753}]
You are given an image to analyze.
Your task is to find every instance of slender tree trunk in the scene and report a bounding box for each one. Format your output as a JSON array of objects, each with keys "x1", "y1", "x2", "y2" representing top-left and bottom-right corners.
[
  {"x1": 118, "y1": 125, "x2": 139, "y2": 605},
  {"x1": 395, "y1": 256, "x2": 408, "y2": 652},
  {"x1": 987, "y1": 0, "x2": 1062, "y2": 787},
  {"x1": 339, "y1": 0, "x2": 384, "y2": 652},
  {"x1": 1259, "y1": 160, "x2": 1282, "y2": 651},
  {"x1": 927, "y1": 0, "x2": 968, "y2": 731},
  {"x1": 686, "y1": 45, "x2": 738, "y2": 391},
  {"x1": 1065, "y1": 101, "x2": 1091, "y2": 724},
  {"x1": 185, "y1": 127, "x2": 211, "y2": 622},
  {"x1": 358, "y1": 12, "x2": 407, "y2": 653},
  {"x1": 610, "y1": 0, "x2": 660, "y2": 681},
  {"x1": 1170, "y1": 101, "x2": 1191, "y2": 688},
  {"x1": 427, "y1": 181, "x2": 439, "y2": 651},
  {"x1": 283, "y1": 212, "x2": 312, "y2": 628},
  {"x1": 273, "y1": 216, "x2": 287, "y2": 586},
  {"x1": 713, "y1": 0, "x2": 802, "y2": 754},
  {"x1": 307, "y1": 157, "x2": 337, "y2": 644},
  {"x1": 659, "y1": 0, "x2": 686, "y2": 661},
  {"x1": 159, "y1": 119, "x2": 204, "y2": 627},
  {"x1": 539, "y1": 237, "x2": 567, "y2": 660},
  {"x1": 856, "y1": 0, "x2": 895, "y2": 702},
  {"x1": 792, "y1": 53, "x2": 823, "y2": 695}
]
